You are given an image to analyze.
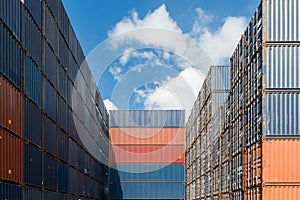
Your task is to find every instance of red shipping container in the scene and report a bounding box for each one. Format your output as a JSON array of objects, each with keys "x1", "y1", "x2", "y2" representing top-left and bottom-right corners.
[
  {"x1": 0, "y1": 128, "x2": 23, "y2": 183},
  {"x1": 0, "y1": 75, "x2": 22, "y2": 136},
  {"x1": 110, "y1": 145, "x2": 185, "y2": 164},
  {"x1": 109, "y1": 128, "x2": 185, "y2": 145}
]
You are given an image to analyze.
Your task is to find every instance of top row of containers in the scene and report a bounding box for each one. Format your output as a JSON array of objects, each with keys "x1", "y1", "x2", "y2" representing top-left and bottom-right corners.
[{"x1": 110, "y1": 110, "x2": 185, "y2": 128}]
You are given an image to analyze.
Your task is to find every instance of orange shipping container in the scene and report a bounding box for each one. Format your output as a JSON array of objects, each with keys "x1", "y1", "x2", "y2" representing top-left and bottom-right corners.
[
  {"x1": 262, "y1": 186, "x2": 300, "y2": 200},
  {"x1": 0, "y1": 75, "x2": 23, "y2": 136},
  {"x1": 110, "y1": 145, "x2": 185, "y2": 164},
  {"x1": 262, "y1": 138, "x2": 300, "y2": 183},
  {"x1": 0, "y1": 128, "x2": 23, "y2": 183},
  {"x1": 244, "y1": 142, "x2": 262, "y2": 188},
  {"x1": 220, "y1": 193, "x2": 230, "y2": 200},
  {"x1": 109, "y1": 128, "x2": 185, "y2": 145}
]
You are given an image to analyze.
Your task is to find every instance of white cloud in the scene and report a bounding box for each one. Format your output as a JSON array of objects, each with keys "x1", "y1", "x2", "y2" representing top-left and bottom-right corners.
[
  {"x1": 192, "y1": 15, "x2": 247, "y2": 65},
  {"x1": 103, "y1": 99, "x2": 119, "y2": 111},
  {"x1": 108, "y1": 4, "x2": 181, "y2": 37},
  {"x1": 106, "y1": 5, "x2": 247, "y2": 118},
  {"x1": 109, "y1": 66, "x2": 123, "y2": 81}
]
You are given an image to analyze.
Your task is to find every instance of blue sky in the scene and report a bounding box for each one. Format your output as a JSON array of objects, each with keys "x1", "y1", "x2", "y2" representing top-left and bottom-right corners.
[{"x1": 62, "y1": 0, "x2": 260, "y2": 113}]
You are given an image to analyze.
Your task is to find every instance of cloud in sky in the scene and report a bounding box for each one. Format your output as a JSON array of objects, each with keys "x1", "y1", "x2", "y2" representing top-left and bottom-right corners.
[
  {"x1": 105, "y1": 4, "x2": 247, "y2": 116},
  {"x1": 103, "y1": 99, "x2": 119, "y2": 111}
]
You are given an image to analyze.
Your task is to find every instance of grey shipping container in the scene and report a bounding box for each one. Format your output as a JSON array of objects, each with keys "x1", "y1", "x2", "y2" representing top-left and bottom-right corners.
[{"x1": 110, "y1": 110, "x2": 185, "y2": 128}]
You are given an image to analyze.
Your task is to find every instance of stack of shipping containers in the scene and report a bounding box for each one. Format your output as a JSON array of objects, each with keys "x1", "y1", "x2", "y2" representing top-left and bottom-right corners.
[
  {"x1": 234, "y1": 0, "x2": 300, "y2": 199},
  {"x1": 109, "y1": 110, "x2": 185, "y2": 199},
  {"x1": 186, "y1": 66, "x2": 230, "y2": 200},
  {"x1": 0, "y1": 0, "x2": 109, "y2": 199},
  {"x1": 186, "y1": 0, "x2": 300, "y2": 199}
]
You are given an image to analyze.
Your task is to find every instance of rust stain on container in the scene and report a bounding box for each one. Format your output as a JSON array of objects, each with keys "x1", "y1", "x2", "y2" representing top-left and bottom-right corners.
[
  {"x1": 262, "y1": 138, "x2": 300, "y2": 183},
  {"x1": 109, "y1": 128, "x2": 185, "y2": 145},
  {"x1": 0, "y1": 128, "x2": 23, "y2": 183},
  {"x1": 110, "y1": 145, "x2": 185, "y2": 164},
  {"x1": 0, "y1": 75, "x2": 23, "y2": 136}
]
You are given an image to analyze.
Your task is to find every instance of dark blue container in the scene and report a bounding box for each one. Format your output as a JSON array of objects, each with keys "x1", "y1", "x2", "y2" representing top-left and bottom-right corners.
[
  {"x1": 69, "y1": 138, "x2": 77, "y2": 168},
  {"x1": 45, "y1": 6, "x2": 58, "y2": 54},
  {"x1": 110, "y1": 164, "x2": 185, "y2": 182},
  {"x1": 24, "y1": 143, "x2": 42, "y2": 187},
  {"x1": 25, "y1": 56, "x2": 42, "y2": 108},
  {"x1": 21, "y1": 6, "x2": 42, "y2": 68},
  {"x1": 44, "y1": 115, "x2": 57, "y2": 156},
  {"x1": 44, "y1": 79, "x2": 57, "y2": 122},
  {"x1": 58, "y1": 96, "x2": 67, "y2": 131},
  {"x1": 57, "y1": 161, "x2": 68, "y2": 193},
  {"x1": 44, "y1": 153, "x2": 57, "y2": 190},
  {"x1": 110, "y1": 182, "x2": 185, "y2": 199},
  {"x1": 0, "y1": 0, "x2": 21, "y2": 40},
  {"x1": 59, "y1": 64, "x2": 68, "y2": 101},
  {"x1": 0, "y1": 182, "x2": 22, "y2": 200},
  {"x1": 110, "y1": 110, "x2": 185, "y2": 128},
  {"x1": 44, "y1": 191, "x2": 57, "y2": 200},
  {"x1": 23, "y1": 0, "x2": 42, "y2": 29},
  {"x1": 77, "y1": 146, "x2": 85, "y2": 172},
  {"x1": 44, "y1": 42, "x2": 58, "y2": 88},
  {"x1": 69, "y1": 167, "x2": 77, "y2": 194},
  {"x1": 0, "y1": 23, "x2": 22, "y2": 89},
  {"x1": 77, "y1": 171, "x2": 85, "y2": 196},
  {"x1": 24, "y1": 98, "x2": 42, "y2": 147},
  {"x1": 23, "y1": 186, "x2": 42, "y2": 200},
  {"x1": 57, "y1": 129, "x2": 68, "y2": 163},
  {"x1": 59, "y1": 34, "x2": 69, "y2": 70}
]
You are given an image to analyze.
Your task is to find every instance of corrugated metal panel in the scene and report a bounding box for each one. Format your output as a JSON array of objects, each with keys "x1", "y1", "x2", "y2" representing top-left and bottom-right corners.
[
  {"x1": 69, "y1": 24, "x2": 78, "y2": 61},
  {"x1": 45, "y1": 5, "x2": 58, "y2": 53},
  {"x1": 24, "y1": 143, "x2": 42, "y2": 187},
  {"x1": 244, "y1": 143, "x2": 262, "y2": 189},
  {"x1": 0, "y1": 128, "x2": 23, "y2": 183},
  {"x1": 24, "y1": 98, "x2": 42, "y2": 147},
  {"x1": 58, "y1": 0, "x2": 69, "y2": 42},
  {"x1": 109, "y1": 128, "x2": 185, "y2": 145},
  {"x1": 44, "y1": 153, "x2": 57, "y2": 190},
  {"x1": 58, "y1": 161, "x2": 68, "y2": 193},
  {"x1": 0, "y1": 0, "x2": 21, "y2": 40},
  {"x1": 245, "y1": 187, "x2": 261, "y2": 200},
  {"x1": 59, "y1": 33, "x2": 69, "y2": 69},
  {"x1": 44, "y1": 191, "x2": 57, "y2": 200},
  {"x1": 232, "y1": 191, "x2": 243, "y2": 200},
  {"x1": 25, "y1": 56, "x2": 42, "y2": 108},
  {"x1": 110, "y1": 164, "x2": 184, "y2": 181},
  {"x1": 21, "y1": 6, "x2": 42, "y2": 67},
  {"x1": 265, "y1": 46, "x2": 300, "y2": 88},
  {"x1": 69, "y1": 137, "x2": 77, "y2": 168},
  {"x1": 110, "y1": 182, "x2": 185, "y2": 199},
  {"x1": 0, "y1": 23, "x2": 22, "y2": 89},
  {"x1": 69, "y1": 167, "x2": 77, "y2": 194},
  {"x1": 58, "y1": 97, "x2": 67, "y2": 131},
  {"x1": 110, "y1": 110, "x2": 185, "y2": 128},
  {"x1": 44, "y1": 79, "x2": 57, "y2": 122},
  {"x1": 23, "y1": 186, "x2": 42, "y2": 200},
  {"x1": 0, "y1": 75, "x2": 23, "y2": 136},
  {"x1": 44, "y1": 115, "x2": 57, "y2": 156},
  {"x1": 220, "y1": 193, "x2": 231, "y2": 200},
  {"x1": 212, "y1": 92, "x2": 229, "y2": 115},
  {"x1": 210, "y1": 66, "x2": 231, "y2": 91},
  {"x1": 231, "y1": 153, "x2": 243, "y2": 191},
  {"x1": 0, "y1": 182, "x2": 22, "y2": 199},
  {"x1": 45, "y1": 42, "x2": 58, "y2": 88},
  {"x1": 23, "y1": 0, "x2": 42, "y2": 29},
  {"x1": 110, "y1": 145, "x2": 185, "y2": 164},
  {"x1": 262, "y1": 185, "x2": 300, "y2": 200},
  {"x1": 266, "y1": 0, "x2": 300, "y2": 42},
  {"x1": 265, "y1": 93, "x2": 300, "y2": 136},
  {"x1": 262, "y1": 138, "x2": 300, "y2": 183}
]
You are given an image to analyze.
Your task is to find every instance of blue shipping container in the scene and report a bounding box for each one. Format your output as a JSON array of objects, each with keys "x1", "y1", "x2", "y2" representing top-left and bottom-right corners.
[
  {"x1": 24, "y1": 143, "x2": 42, "y2": 187},
  {"x1": 23, "y1": 186, "x2": 42, "y2": 200},
  {"x1": 110, "y1": 164, "x2": 185, "y2": 182},
  {"x1": 110, "y1": 182, "x2": 185, "y2": 199},
  {"x1": 0, "y1": 182, "x2": 22, "y2": 200},
  {"x1": 110, "y1": 110, "x2": 185, "y2": 128}
]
